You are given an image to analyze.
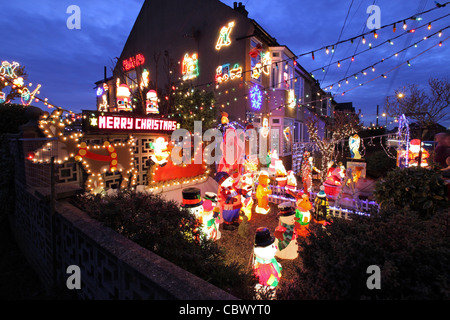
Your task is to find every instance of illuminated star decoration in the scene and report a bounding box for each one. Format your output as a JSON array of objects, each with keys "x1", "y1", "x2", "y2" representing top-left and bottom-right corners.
[
  {"x1": 250, "y1": 85, "x2": 263, "y2": 110},
  {"x1": 90, "y1": 117, "x2": 98, "y2": 126}
]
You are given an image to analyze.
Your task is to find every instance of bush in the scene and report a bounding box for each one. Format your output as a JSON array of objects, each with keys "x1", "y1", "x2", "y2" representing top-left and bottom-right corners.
[
  {"x1": 277, "y1": 208, "x2": 450, "y2": 300},
  {"x1": 365, "y1": 150, "x2": 396, "y2": 179},
  {"x1": 73, "y1": 190, "x2": 256, "y2": 299},
  {"x1": 373, "y1": 167, "x2": 448, "y2": 219}
]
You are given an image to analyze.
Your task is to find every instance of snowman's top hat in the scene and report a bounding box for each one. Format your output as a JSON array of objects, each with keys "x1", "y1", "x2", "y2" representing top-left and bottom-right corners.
[
  {"x1": 254, "y1": 227, "x2": 275, "y2": 248},
  {"x1": 181, "y1": 187, "x2": 203, "y2": 208},
  {"x1": 277, "y1": 202, "x2": 294, "y2": 216}
]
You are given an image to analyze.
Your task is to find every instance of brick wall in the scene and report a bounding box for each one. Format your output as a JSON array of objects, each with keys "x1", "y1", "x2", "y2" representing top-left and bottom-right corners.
[{"x1": 7, "y1": 134, "x2": 237, "y2": 300}]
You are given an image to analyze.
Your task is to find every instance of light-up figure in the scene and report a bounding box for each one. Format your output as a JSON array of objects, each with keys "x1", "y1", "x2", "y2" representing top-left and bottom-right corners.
[
  {"x1": 215, "y1": 171, "x2": 242, "y2": 229},
  {"x1": 274, "y1": 202, "x2": 298, "y2": 260},
  {"x1": 255, "y1": 171, "x2": 272, "y2": 215},
  {"x1": 408, "y1": 139, "x2": 429, "y2": 167},
  {"x1": 349, "y1": 134, "x2": 362, "y2": 159},
  {"x1": 149, "y1": 137, "x2": 169, "y2": 167},
  {"x1": 215, "y1": 21, "x2": 235, "y2": 50},
  {"x1": 146, "y1": 89, "x2": 159, "y2": 114},
  {"x1": 201, "y1": 200, "x2": 221, "y2": 241},
  {"x1": 181, "y1": 187, "x2": 204, "y2": 218},
  {"x1": 253, "y1": 227, "x2": 282, "y2": 296},
  {"x1": 182, "y1": 53, "x2": 199, "y2": 81},
  {"x1": 116, "y1": 84, "x2": 132, "y2": 111}
]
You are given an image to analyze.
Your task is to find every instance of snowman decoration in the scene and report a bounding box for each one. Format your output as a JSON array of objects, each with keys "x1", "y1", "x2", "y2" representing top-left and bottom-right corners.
[
  {"x1": 274, "y1": 202, "x2": 298, "y2": 260},
  {"x1": 253, "y1": 227, "x2": 282, "y2": 299},
  {"x1": 200, "y1": 200, "x2": 221, "y2": 241},
  {"x1": 180, "y1": 187, "x2": 204, "y2": 218}
]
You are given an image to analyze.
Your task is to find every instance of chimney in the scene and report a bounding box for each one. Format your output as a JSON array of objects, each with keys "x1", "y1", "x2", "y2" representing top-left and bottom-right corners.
[{"x1": 233, "y1": 1, "x2": 248, "y2": 17}]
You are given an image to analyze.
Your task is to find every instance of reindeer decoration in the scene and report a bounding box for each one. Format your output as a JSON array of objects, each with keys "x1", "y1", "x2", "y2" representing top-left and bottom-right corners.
[{"x1": 32, "y1": 108, "x2": 138, "y2": 193}]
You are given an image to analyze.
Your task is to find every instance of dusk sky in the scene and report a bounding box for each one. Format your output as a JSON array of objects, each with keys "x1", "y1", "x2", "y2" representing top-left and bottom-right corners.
[{"x1": 1, "y1": 0, "x2": 449, "y2": 127}]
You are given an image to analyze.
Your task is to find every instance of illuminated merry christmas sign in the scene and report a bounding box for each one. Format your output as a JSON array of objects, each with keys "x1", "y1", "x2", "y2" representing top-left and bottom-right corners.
[
  {"x1": 122, "y1": 53, "x2": 145, "y2": 71},
  {"x1": 83, "y1": 112, "x2": 177, "y2": 133}
]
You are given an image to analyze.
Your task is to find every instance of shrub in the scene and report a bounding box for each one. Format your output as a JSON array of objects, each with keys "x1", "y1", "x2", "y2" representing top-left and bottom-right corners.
[
  {"x1": 277, "y1": 208, "x2": 450, "y2": 300},
  {"x1": 73, "y1": 190, "x2": 256, "y2": 299},
  {"x1": 365, "y1": 150, "x2": 396, "y2": 179},
  {"x1": 373, "y1": 167, "x2": 448, "y2": 219}
]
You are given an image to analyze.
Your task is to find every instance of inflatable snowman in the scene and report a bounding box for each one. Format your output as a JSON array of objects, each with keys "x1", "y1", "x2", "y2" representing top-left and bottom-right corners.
[
  {"x1": 201, "y1": 200, "x2": 221, "y2": 241},
  {"x1": 180, "y1": 187, "x2": 204, "y2": 219},
  {"x1": 253, "y1": 227, "x2": 282, "y2": 298},
  {"x1": 274, "y1": 202, "x2": 298, "y2": 260}
]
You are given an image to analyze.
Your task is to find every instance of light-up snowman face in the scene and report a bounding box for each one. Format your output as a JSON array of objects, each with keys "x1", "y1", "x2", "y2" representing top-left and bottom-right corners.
[
  {"x1": 279, "y1": 213, "x2": 295, "y2": 225},
  {"x1": 187, "y1": 204, "x2": 203, "y2": 218},
  {"x1": 254, "y1": 243, "x2": 277, "y2": 261},
  {"x1": 221, "y1": 176, "x2": 234, "y2": 188}
]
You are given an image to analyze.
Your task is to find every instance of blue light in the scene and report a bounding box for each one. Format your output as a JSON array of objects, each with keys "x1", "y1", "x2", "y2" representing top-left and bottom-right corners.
[{"x1": 250, "y1": 85, "x2": 262, "y2": 110}]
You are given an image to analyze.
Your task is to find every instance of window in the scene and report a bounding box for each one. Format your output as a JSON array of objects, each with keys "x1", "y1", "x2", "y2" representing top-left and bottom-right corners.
[
  {"x1": 283, "y1": 118, "x2": 293, "y2": 155},
  {"x1": 250, "y1": 39, "x2": 262, "y2": 83},
  {"x1": 270, "y1": 128, "x2": 280, "y2": 155},
  {"x1": 294, "y1": 76, "x2": 304, "y2": 103}
]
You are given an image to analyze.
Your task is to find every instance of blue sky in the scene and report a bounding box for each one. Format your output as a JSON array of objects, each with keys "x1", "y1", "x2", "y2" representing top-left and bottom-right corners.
[{"x1": 1, "y1": 0, "x2": 449, "y2": 128}]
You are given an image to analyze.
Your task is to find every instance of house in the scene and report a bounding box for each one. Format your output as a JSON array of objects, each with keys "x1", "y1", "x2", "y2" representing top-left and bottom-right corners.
[{"x1": 94, "y1": 0, "x2": 336, "y2": 170}]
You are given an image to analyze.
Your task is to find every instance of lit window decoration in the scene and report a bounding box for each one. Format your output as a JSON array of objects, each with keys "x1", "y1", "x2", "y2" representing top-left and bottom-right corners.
[
  {"x1": 250, "y1": 85, "x2": 263, "y2": 110},
  {"x1": 251, "y1": 63, "x2": 262, "y2": 80},
  {"x1": 98, "y1": 93, "x2": 109, "y2": 112},
  {"x1": 260, "y1": 52, "x2": 271, "y2": 75},
  {"x1": 283, "y1": 72, "x2": 290, "y2": 89},
  {"x1": 215, "y1": 21, "x2": 235, "y2": 50},
  {"x1": 0, "y1": 91, "x2": 5, "y2": 103},
  {"x1": 116, "y1": 83, "x2": 132, "y2": 111},
  {"x1": 140, "y1": 69, "x2": 150, "y2": 89},
  {"x1": 261, "y1": 118, "x2": 269, "y2": 138},
  {"x1": 20, "y1": 84, "x2": 41, "y2": 106},
  {"x1": 182, "y1": 53, "x2": 199, "y2": 81},
  {"x1": 288, "y1": 89, "x2": 296, "y2": 108},
  {"x1": 283, "y1": 126, "x2": 291, "y2": 142},
  {"x1": 122, "y1": 53, "x2": 145, "y2": 71},
  {"x1": 146, "y1": 89, "x2": 159, "y2": 114}
]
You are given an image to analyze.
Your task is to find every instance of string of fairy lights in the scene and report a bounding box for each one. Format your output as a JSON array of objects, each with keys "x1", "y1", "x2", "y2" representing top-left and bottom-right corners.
[
  {"x1": 165, "y1": 7, "x2": 449, "y2": 125},
  {"x1": 1, "y1": 2, "x2": 448, "y2": 128}
]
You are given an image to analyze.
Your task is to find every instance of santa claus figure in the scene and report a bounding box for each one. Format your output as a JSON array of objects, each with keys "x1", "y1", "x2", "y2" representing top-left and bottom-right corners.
[
  {"x1": 408, "y1": 139, "x2": 429, "y2": 167},
  {"x1": 214, "y1": 171, "x2": 242, "y2": 229}
]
